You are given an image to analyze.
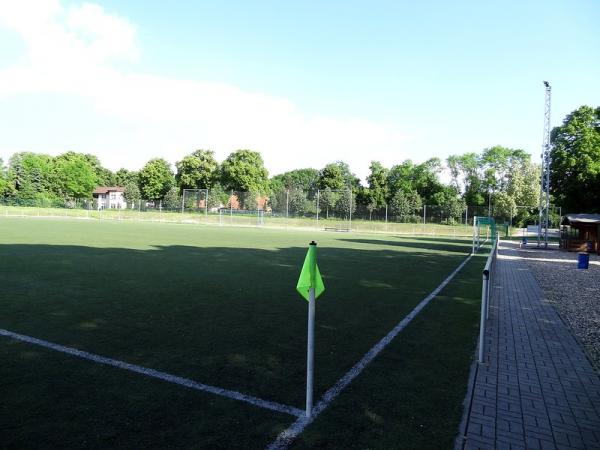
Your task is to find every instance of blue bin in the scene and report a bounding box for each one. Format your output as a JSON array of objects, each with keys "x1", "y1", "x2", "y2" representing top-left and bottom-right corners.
[
  {"x1": 578, "y1": 252, "x2": 589, "y2": 270},
  {"x1": 522, "y1": 236, "x2": 527, "y2": 245}
]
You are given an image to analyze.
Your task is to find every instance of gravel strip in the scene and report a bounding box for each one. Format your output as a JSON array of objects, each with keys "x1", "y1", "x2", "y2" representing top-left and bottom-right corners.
[{"x1": 505, "y1": 240, "x2": 600, "y2": 373}]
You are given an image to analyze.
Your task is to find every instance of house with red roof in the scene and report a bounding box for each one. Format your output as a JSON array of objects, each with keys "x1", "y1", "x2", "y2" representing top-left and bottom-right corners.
[{"x1": 93, "y1": 186, "x2": 127, "y2": 210}]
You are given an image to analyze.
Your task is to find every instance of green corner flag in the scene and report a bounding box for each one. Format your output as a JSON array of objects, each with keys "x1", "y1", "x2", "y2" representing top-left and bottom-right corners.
[{"x1": 296, "y1": 241, "x2": 325, "y2": 301}]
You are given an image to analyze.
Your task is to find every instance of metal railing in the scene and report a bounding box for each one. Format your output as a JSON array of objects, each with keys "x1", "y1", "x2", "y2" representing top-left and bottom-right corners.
[{"x1": 478, "y1": 235, "x2": 500, "y2": 363}]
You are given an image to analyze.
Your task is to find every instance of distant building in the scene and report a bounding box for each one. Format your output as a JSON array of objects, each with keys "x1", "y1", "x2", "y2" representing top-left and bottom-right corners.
[{"x1": 93, "y1": 187, "x2": 127, "y2": 209}]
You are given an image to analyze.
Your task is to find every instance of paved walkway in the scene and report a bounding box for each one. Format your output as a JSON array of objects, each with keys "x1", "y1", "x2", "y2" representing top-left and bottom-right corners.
[{"x1": 458, "y1": 242, "x2": 600, "y2": 450}]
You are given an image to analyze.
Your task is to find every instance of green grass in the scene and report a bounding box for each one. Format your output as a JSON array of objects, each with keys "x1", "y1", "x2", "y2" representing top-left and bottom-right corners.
[
  {"x1": 0, "y1": 217, "x2": 486, "y2": 448},
  {"x1": 0, "y1": 204, "x2": 473, "y2": 236}
]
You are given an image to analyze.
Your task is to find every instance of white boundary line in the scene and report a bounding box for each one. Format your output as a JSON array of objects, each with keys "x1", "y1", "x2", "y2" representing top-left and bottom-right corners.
[
  {"x1": 266, "y1": 252, "x2": 474, "y2": 450},
  {"x1": 0, "y1": 328, "x2": 303, "y2": 418}
]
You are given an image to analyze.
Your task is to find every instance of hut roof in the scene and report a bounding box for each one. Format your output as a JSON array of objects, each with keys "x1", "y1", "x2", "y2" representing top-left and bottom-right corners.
[{"x1": 564, "y1": 214, "x2": 600, "y2": 225}]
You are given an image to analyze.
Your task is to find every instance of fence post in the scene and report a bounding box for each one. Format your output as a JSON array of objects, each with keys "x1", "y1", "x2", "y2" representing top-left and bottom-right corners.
[
  {"x1": 286, "y1": 189, "x2": 289, "y2": 219},
  {"x1": 478, "y1": 269, "x2": 490, "y2": 363},
  {"x1": 385, "y1": 204, "x2": 388, "y2": 231},
  {"x1": 348, "y1": 189, "x2": 352, "y2": 231},
  {"x1": 316, "y1": 190, "x2": 320, "y2": 224}
]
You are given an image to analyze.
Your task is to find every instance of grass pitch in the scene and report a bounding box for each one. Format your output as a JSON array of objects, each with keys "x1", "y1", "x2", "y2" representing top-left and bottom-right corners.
[{"x1": 0, "y1": 218, "x2": 486, "y2": 448}]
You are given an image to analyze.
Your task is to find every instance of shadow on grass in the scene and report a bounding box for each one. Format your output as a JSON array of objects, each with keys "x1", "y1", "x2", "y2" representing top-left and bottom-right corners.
[
  {"x1": 0, "y1": 241, "x2": 484, "y2": 450},
  {"x1": 0, "y1": 242, "x2": 466, "y2": 408}
]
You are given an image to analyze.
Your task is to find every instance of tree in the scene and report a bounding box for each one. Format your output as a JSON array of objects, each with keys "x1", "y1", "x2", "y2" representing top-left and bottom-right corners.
[
  {"x1": 115, "y1": 169, "x2": 138, "y2": 186},
  {"x1": 390, "y1": 190, "x2": 412, "y2": 219},
  {"x1": 317, "y1": 163, "x2": 345, "y2": 190},
  {"x1": 207, "y1": 183, "x2": 229, "y2": 210},
  {"x1": 366, "y1": 161, "x2": 389, "y2": 208},
  {"x1": 52, "y1": 153, "x2": 98, "y2": 199},
  {"x1": 220, "y1": 150, "x2": 269, "y2": 193},
  {"x1": 493, "y1": 191, "x2": 516, "y2": 220},
  {"x1": 318, "y1": 161, "x2": 359, "y2": 191},
  {"x1": 550, "y1": 105, "x2": 600, "y2": 213},
  {"x1": 9, "y1": 152, "x2": 55, "y2": 200},
  {"x1": 0, "y1": 158, "x2": 8, "y2": 195},
  {"x1": 175, "y1": 149, "x2": 219, "y2": 191},
  {"x1": 123, "y1": 181, "x2": 141, "y2": 204},
  {"x1": 163, "y1": 186, "x2": 181, "y2": 210},
  {"x1": 271, "y1": 168, "x2": 319, "y2": 192},
  {"x1": 446, "y1": 152, "x2": 486, "y2": 205},
  {"x1": 318, "y1": 187, "x2": 339, "y2": 219},
  {"x1": 288, "y1": 188, "x2": 310, "y2": 215},
  {"x1": 82, "y1": 153, "x2": 115, "y2": 186},
  {"x1": 387, "y1": 158, "x2": 444, "y2": 204},
  {"x1": 334, "y1": 190, "x2": 356, "y2": 217},
  {"x1": 138, "y1": 158, "x2": 174, "y2": 201}
]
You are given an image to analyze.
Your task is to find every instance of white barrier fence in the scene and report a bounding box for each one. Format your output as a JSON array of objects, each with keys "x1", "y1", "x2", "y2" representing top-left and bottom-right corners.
[{"x1": 478, "y1": 235, "x2": 499, "y2": 363}]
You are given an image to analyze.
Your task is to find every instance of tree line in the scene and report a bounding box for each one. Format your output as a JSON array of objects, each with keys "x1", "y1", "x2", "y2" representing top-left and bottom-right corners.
[{"x1": 0, "y1": 105, "x2": 598, "y2": 217}]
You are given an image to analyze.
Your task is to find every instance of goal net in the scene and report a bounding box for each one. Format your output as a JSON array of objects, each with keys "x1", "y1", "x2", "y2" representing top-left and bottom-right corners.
[
  {"x1": 181, "y1": 189, "x2": 209, "y2": 215},
  {"x1": 473, "y1": 216, "x2": 497, "y2": 252}
]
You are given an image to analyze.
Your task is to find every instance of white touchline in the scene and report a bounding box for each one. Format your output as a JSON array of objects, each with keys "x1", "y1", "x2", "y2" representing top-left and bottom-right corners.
[
  {"x1": 0, "y1": 328, "x2": 303, "y2": 418},
  {"x1": 266, "y1": 253, "x2": 474, "y2": 450}
]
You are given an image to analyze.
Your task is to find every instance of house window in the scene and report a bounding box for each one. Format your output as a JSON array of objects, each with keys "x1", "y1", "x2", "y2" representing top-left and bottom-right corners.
[{"x1": 110, "y1": 193, "x2": 116, "y2": 200}]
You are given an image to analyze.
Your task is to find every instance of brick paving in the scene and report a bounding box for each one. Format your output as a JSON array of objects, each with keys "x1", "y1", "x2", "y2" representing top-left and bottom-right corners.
[{"x1": 458, "y1": 242, "x2": 600, "y2": 450}]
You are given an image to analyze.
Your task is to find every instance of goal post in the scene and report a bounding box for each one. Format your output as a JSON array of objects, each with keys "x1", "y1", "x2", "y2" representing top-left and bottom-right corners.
[
  {"x1": 218, "y1": 207, "x2": 265, "y2": 227},
  {"x1": 181, "y1": 189, "x2": 209, "y2": 216},
  {"x1": 316, "y1": 188, "x2": 354, "y2": 231},
  {"x1": 473, "y1": 216, "x2": 497, "y2": 253}
]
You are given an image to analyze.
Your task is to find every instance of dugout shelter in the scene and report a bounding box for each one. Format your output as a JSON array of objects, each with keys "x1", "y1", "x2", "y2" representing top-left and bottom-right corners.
[{"x1": 559, "y1": 214, "x2": 600, "y2": 254}]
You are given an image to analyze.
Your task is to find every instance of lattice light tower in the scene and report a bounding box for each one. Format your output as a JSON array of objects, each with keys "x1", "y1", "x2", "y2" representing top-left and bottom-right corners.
[{"x1": 537, "y1": 81, "x2": 552, "y2": 248}]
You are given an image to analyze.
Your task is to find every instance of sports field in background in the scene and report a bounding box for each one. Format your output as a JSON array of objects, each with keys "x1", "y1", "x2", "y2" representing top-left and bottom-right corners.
[
  {"x1": 0, "y1": 203, "x2": 474, "y2": 237},
  {"x1": 0, "y1": 217, "x2": 488, "y2": 449}
]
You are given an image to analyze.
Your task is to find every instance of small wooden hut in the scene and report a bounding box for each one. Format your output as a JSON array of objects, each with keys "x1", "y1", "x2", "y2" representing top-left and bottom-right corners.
[{"x1": 560, "y1": 214, "x2": 600, "y2": 254}]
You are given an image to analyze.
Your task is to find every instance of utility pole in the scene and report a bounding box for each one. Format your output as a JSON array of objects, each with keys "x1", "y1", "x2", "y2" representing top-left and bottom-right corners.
[{"x1": 537, "y1": 81, "x2": 552, "y2": 248}]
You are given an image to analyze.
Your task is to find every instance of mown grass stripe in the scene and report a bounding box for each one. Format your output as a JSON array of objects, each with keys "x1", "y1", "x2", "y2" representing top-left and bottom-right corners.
[
  {"x1": 0, "y1": 328, "x2": 303, "y2": 418},
  {"x1": 266, "y1": 252, "x2": 474, "y2": 450}
]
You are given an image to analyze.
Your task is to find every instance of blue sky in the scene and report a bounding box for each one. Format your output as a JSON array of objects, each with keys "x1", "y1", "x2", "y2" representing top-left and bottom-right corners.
[{"x1": 1, "y1": 0, "x2": 599, "y2": 181}]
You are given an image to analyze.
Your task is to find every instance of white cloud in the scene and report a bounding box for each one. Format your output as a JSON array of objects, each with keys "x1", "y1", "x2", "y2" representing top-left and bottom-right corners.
[{"x1": 0, "y1": 0, "x2": 405, "y2": 180}]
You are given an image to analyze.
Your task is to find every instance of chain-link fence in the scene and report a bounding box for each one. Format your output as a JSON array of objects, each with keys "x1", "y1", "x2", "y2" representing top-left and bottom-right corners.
[{"x1": 0, "y1": 192, "x2": 557, "y2": 237}]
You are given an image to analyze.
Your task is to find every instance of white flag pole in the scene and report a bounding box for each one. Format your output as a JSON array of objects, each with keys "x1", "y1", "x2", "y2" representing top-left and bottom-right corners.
[{"x1": 306, "y1": 286, "x2": 316, "y2": 417}]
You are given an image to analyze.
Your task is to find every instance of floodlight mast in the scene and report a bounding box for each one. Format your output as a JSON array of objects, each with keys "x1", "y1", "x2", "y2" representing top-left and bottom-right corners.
[{"x1": 537, "y1": 81, "x2": 552, "y2": 248}]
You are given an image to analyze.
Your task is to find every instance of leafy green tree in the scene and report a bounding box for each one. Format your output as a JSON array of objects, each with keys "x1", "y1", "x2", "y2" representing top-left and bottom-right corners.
[
  {"x1": 220, "y1": 149, "x2": 269, "y2": 193},
  {"x1": 387, "y1": 158, "x2": 444, "y2": 204},
  {"x1": 390, "y1": 190, "x2": 412, "y2": 218},
  {"x1": 550, "y1": 105, "x2": 600, "y2": 212},
  {"x1": 318, "y1": 163, "x2": 345, "y2": 190},
  {"x1": 123, "y1": 181, "x2": 141, "y2": 204},
  {"x1": 271, "y1": 168, "x2": 319, "y2": 192},
  {"x1": 115, "y1": 169, "x2": 138, "y2": 186},
  {"x1": 287, "y1": 188, "x2": 308, "y2": 214},
  {"x1": 138, "y1": 158, "x2": 174, "y2": 201},
  {"x1": 445, "y1": 152, "x2": 486, "y2": 205},
  {"x1": 0, "y1": 158, "x2": 8, "y2": 195},
  {"x1": 318, "y1": 187, "x2": 339, "y2": 219},
  {"x1": 162, "y1": 186, "x2": 181, "y2": 210},
  {"x1": 366, "y1": 161, "x2": 389, "y2": 208},
  {"x1": 52, "y1": 153, "x2": 98, "y2": 199},
  {"x1": 207, "y1": 183, "x2": 229, "y2": 209},
  {"x1": 9, "y1": 152, "x2": 55, "y2": 200},
  {"x1": 507, "y1": 160, "x2": 539, "y2": 207},
  {"x1": 82, "y1": 153, "x2": 115, "y2": 186},
  {"x1": 318, "y1": 161, "x2": 359, "y2": 191},
  {"x1": 493, "y1": 191, "x2": 516, "y2": 220},
  {"x1": 334, "y1": 190, "x2": 356, "y2": 217},
  {"x1": 175, "y1": 149, "x2": 219, "y2": 191}
]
